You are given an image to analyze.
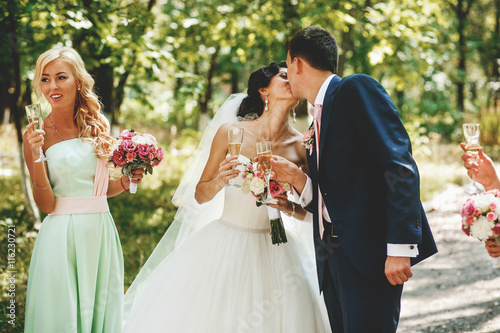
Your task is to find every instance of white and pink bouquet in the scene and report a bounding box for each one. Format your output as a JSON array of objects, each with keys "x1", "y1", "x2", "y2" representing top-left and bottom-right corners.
[
  {"x1": 461, "y1": 189, "x2": 500, "y2": 241},
  {"x1": 240, "y1": 162, "x2": 290, "y2": 245},
  {"x1": 108, "y1": 129, "x2": 164, "y2": 193}
]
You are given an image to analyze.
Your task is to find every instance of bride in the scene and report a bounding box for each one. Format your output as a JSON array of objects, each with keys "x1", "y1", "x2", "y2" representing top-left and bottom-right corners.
[{"x1": 123, "y1": 62, "x2": 331, "y2": 332}]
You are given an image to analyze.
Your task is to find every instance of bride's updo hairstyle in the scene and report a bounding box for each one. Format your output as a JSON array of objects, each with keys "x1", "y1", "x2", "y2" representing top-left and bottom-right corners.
[{"x1": 238, "y1": 62, "x2": 283, "y2": 119}]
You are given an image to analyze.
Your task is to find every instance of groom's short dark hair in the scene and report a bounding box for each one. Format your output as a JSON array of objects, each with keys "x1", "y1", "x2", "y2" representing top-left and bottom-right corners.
[{"x1": 288, "y1": 26, "x2": 338, "y2": 74}]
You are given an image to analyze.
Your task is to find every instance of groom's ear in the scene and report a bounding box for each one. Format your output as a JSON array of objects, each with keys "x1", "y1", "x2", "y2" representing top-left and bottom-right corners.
[{"x1": 293, "y1": 57, "x2": 303, "y2": 74}]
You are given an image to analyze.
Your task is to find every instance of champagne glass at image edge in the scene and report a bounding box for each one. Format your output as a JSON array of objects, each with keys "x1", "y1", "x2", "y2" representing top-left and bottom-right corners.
[
  {"x1": 25, "y1": 103, "x2": 48, "y2": 163},
  {"x1": 463, "y1": 123, "x2": 481, "y2": 194},
  {"x1": 227, "y1": 127, "x2": 244, "y2": 187},
  {"x1": 256, "y1": 141, "x2": 276, "y2": 203}
]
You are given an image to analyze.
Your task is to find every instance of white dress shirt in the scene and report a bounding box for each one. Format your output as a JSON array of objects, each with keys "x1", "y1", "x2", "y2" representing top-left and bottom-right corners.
[{"x1": 298, "y1": 75, "x2": 418, "y2": 257}]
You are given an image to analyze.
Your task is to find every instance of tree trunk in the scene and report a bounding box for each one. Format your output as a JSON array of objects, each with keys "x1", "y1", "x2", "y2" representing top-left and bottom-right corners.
[
  {"x1": 7, "y1": 0, "x2": 40, "y2": 225},
  {"x1": 198, "y1": 47, "x2": 220, "y2": 131}
]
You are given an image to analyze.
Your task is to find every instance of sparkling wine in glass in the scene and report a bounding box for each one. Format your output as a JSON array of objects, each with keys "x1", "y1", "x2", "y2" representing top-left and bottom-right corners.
[
  {"x1": 25, "y1": 103, "x2": 48, "y2": 163},
  {"x1": 227, "y1": 127, "x2": 244, "y2": 187},
  {"x1": 256, "y1": 141, "x2": 276, "y2": 203},
  {"x1": 463, "y1": 123, "x2": 481, "y2": 194}
]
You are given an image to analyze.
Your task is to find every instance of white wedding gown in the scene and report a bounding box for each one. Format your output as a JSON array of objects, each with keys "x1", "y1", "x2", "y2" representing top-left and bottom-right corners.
[{"x1": 123, "y1": 156, "x2": 331, "y2": 333}]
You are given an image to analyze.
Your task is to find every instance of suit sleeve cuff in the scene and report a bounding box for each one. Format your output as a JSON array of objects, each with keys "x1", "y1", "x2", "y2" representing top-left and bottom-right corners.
[
  {"x1": 387, "y1": 244, "x2": 419, "y2": 257},
  {"x1": 298, "y1": 175, "x2": 313, "y2": 208}
]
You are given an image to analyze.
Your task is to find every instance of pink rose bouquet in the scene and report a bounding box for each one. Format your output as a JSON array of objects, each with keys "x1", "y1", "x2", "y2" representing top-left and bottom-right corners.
[
  {"x1": 461, "y1": 189, "x2": 500, "y2": 241},
  {"x1": 240, "y1": 161, "x2": 290, "y2": 245},
  {"x1": 108, "y1": 129, "x2": 164, "y2": 193}
]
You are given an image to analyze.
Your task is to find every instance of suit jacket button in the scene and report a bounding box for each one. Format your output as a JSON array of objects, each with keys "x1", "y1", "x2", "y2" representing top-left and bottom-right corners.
[
  {"x1": 416, "y1": 219, "x2": 420, "y2": 229},
  {"x1": 409, "y1": 245, "x2": 415, "y2": 250}
]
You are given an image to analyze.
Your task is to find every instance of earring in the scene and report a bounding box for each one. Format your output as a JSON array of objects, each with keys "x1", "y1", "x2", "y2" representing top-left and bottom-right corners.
[
  {"x1": 264, "y1": 96, "x2": 269, "y2": 112},
  {"x1": 77, "y1": 86, "x2": 81, "y2": 91},
  {"x1": 292, "y1": 109, "x2": 297, "y2": 123}
]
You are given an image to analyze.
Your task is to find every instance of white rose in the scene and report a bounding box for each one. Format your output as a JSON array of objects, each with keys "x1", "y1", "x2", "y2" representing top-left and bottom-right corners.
[
  {"x1": 473, "y1": 194, "x2": 494, "y2": 212},
  {"x1": 111, "y1": 139, "x2": 122, "y2": 152},
  {"x1": 493, "y1": 197, "x2": 500, "y2": 216},
  {"x1": 132, "y1": 135, "x2": 148, "y2": 145},
  {"x1": 143, "y1": 133, "x2": 156, "y2": 146},
  {"x1": 241, "y1": 178, "x2": 252, "y2": 194},
  {"x1": 470, "y1": 216, "x2": 495, "y2": 241},
  {"x1": 250, "y1": 177, "x2": 265, "y2": 195}
]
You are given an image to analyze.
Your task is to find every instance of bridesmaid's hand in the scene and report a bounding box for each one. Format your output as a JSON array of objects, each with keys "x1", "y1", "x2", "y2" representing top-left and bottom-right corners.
[
  {"x1": 485, "y1": 238, "x2": 500, "y2": 258},
  {"x1": 460, "y1": 142, "x2": 499, "y2": 190},
  {"x1": 25, "y1": 121, "x2": 46, "y2": 160},
  {"x1": 218, "y1": 155, "x2": 241, "y2": 185},
  {"x1": 130, "y1": 168, "x2": 145, "y2": 184}
]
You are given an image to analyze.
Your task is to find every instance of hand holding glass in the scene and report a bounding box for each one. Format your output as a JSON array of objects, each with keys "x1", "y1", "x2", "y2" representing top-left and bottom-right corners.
[
  {"x1": 25, "y1": 103, "x2": 48, "y2": 163},
  {"x1": 463, "y1": 123, "x2": 481, "y2": 194},
  {"x1": 227, "y1": 127, "x2": 244, "y2": 187},
  {"x1": 256, "y1": 141, "x2": 276, "y2": 204}
]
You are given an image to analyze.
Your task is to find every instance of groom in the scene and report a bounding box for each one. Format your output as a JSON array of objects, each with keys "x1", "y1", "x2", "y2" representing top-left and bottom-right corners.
[{"x1": 272, "y1": 26, "x2": 437, "y2": 332}]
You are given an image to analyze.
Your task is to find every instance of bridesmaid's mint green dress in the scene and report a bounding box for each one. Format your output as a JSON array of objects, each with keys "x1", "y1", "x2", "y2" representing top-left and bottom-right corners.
[{"x1": 24, "y1": 139, "x2": 123, "y2": 333}]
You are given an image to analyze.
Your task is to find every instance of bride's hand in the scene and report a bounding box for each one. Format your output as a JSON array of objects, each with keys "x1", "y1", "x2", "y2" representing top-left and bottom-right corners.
[
  {"x1": 269, "y1": 194, "x2": 294, "y2": 216},
  {"x1": 218, "y1": 155, "x2": 241, "y2": 184}
]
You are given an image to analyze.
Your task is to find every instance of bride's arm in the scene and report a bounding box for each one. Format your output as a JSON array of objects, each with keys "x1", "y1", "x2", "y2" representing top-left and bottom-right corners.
[{"x1": 195, "y1": 124, "x2": 241, "y2": 204}]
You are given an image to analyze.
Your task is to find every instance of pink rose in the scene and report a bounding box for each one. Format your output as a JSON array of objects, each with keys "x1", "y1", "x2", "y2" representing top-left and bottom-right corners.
[
  {"x1": 460, "y1": 200, "x2": 475, "y2": 217},
  {"x1": 493, "y1": 223, "x2": 500, "y2": 237},
  {"x1": 111, "y1": 149, "x2": 127, "y2": 167},
  {"x1": 120, "y1": 129, "x2": 135, "y2": 140},
  {"x1": 474, "y1": 208, "x2": 482, "y2": 216},
  {"x1": 121, "y1": 139, "x2": 136, "y2": 153},
  {"x1": 302, "y1": 128, "x2": 314, "y2": 141},
  {"x1": 487, "y1": 212, "x2": 498, "y2": 222},
  {"x1": 269, "y1": 180, "x2": 284, "y2": 197},
  {"x1": 137, "y1": 144, "x2": 152, "y2": 160},
  {"x1": 462, "y1": 223, "x2": 471, "y2": 236},
  {"x1": 464, "y1": 216, "x2": 476, "y2": 226},
  {"x1": 151, "y1": 147, "x2": 164, "y2": 167},
  {"x1": 491, "y1": 203, "x2": 497, "y2": 210},
  {"x1": 126, "y1": 152, "x2": 137, "y2": 162}
]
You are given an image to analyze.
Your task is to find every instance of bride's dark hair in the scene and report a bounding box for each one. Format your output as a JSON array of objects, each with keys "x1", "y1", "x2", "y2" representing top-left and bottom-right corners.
[{"x1": 238, "y1": 62, "x2": 285, "y2": 119}]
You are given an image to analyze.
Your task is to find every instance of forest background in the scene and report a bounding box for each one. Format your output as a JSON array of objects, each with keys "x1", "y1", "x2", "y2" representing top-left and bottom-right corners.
[{"x1": 1, "y1": 0, "x2": 500, "y2": 330}]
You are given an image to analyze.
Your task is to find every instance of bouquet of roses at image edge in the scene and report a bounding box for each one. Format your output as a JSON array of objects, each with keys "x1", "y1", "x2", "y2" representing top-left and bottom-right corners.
[
  {"x1": 108, "y1": 129, "x2": 164, "y2": 194},
  {"x1": 461, "y1": 189, "x2": 500, "y2": 242},
  {"x1": 240, "y1": 162, "x2": 291, "y2": 245}
]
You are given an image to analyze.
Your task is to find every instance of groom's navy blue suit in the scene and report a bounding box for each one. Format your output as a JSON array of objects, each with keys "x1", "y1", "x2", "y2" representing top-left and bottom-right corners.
[{"x1": 306, "y1": 74, "x2": 437, "y2": 333}]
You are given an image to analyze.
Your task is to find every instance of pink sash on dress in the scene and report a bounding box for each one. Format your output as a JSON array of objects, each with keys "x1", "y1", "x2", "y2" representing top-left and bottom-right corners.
[{"x1": 49, "y1": 158, "x2": 110, "y2": 215}]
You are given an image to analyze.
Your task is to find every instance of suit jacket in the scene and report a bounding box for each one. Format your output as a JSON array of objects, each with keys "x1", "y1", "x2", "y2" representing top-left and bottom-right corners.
[{"x1": 307, "y1": 74, "x2": 438, "y2": 289}]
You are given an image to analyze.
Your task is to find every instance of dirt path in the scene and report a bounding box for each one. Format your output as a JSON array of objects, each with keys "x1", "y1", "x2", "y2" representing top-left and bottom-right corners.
[{"x1": 398, "y1": 185, "x2": 500, "y2": 333}]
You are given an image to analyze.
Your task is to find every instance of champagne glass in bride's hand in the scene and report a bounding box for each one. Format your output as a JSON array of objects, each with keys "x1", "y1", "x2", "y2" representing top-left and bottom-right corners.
[
  {"x1": 25, "y1": 103, "x2": 48, "y2": 163},
  {"x1": 256, "y1": 141, "x2": 276, "y2": 204},
  {"x1": 463, "y1": 123, "x2": 482, "y2": 194},
  {"x1": 227, "y1": 127, "x2": 244, "y2": 187}
]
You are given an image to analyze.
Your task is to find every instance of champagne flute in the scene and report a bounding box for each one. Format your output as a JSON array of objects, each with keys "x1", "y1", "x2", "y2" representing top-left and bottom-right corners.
[
  {"x1": 25, "y1": 103, "x2": 48, "y2": 163},
  {"x1": 256, "y1": 141, "x2": 276, "y2": 204},
  {"x1": 227, "y1": 127, "x2": 244, "y2": 187},
  {"x1": 463, "y1": 123, "x2": 481, "y2": 194}
]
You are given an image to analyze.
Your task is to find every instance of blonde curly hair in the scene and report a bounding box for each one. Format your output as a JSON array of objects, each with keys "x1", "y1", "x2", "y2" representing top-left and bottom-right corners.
[{"x1": 33, "y1": 47, "x2": 114, "y2": 158}]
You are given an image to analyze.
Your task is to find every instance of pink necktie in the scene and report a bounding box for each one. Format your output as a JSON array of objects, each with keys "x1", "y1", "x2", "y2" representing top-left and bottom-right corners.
[{"x1": 310, "y1": 105, "x2": 326, "y2": 238}]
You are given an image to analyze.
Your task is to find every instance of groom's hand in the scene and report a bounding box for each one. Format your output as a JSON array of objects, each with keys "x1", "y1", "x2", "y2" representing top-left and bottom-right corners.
[
  {"x1": 385, "y1": 256, "x2": 412, "y2": 285},
  {"x1": 268, "y1": 155, "x2": 307, "y2": 193}
]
